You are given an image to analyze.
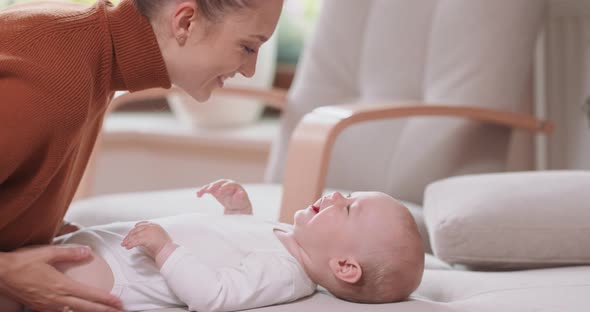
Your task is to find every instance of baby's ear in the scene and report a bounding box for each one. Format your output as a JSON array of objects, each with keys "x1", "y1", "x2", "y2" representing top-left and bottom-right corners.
[{"x1": 328, "y1": 258, "x2": 362, "y2": 284}]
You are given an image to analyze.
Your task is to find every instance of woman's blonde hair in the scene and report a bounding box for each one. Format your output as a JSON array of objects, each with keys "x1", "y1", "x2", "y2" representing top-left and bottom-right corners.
[{"x1": 133, "y1": 0, "x2": 256, "y2": 21}]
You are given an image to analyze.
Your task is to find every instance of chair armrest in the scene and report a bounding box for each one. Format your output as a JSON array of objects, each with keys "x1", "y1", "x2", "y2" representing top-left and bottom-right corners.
[{"x1": 278, "y1": 103, "x2": 554, "y2": 223}]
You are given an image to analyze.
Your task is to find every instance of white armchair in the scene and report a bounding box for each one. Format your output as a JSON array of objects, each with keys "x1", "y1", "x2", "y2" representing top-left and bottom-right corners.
[
  {"x1": 67, "y1": 0, "x2": 590, "y2": 311},
  {"x1": 267, "y1": 0, "x2": 548, "y2": 214}
]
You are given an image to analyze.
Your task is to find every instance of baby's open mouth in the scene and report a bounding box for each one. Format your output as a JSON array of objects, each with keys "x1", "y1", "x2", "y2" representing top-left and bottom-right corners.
[{"x1": 312, "y1": 205, "x2": 320, "y2": 213}]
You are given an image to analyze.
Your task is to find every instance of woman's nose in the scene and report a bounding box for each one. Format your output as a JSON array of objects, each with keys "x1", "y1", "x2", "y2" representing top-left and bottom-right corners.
[{"x1": 239, "y1": 56, "x2": 257, "y2": 78}]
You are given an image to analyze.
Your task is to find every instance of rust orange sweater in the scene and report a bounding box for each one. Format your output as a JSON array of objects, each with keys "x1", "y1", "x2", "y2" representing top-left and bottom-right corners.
[{"x1": 0, "y1": 0, "x2": 170, "y2": 251}]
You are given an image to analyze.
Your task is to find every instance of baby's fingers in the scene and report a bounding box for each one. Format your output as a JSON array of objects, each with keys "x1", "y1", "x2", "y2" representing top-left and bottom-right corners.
[
  {"x1": 207, "y1": 180, "x2": 228, "y2": 196},
  {"x1": 121, "y1": 230, "x2": 135, "y2": 244},
  {"x1": 218, "y1": 181, "x2": 239, "y2": 196},
  {"x1": 196, "y1": 183, "x2": 211, "y2": 197},
  {"x1": 197, "y1": 180, "x2": 227, "y2": 197},
  {"x1": 121, "y1": 227, "x2": 145, "y2": 248},
  {"x1": 122, "y1": 234, "x2": 144, "y2": 250}
]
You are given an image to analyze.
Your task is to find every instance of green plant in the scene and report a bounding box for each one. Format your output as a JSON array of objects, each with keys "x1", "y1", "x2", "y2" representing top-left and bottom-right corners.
[{"x1": 276, "y1": 0, "x2": 322, "y2": 64}]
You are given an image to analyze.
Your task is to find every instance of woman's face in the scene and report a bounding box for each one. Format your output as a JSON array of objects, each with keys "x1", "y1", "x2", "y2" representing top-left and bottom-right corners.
[{"x1": 158, "y1": 0, "x2": 284, "y2": 102}]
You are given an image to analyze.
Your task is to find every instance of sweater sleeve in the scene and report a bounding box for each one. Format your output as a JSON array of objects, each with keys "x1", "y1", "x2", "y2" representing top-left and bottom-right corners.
[
  {"x1": 0, "y1": 70, "x2": 45, "y2": 185},
  {"x1": 160, "y1": 246, "x2": 310, "y2": 312}
]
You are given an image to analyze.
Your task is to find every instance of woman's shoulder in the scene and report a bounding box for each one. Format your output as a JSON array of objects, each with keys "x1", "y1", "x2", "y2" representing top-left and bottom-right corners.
[
  {"x1": 0, "y1": 1, "x2": 101, "y2": 51},
  {"x1": 0, "y1": 1, "x2": 87, "y2": 20},
  {"x1": 0, "y1": 1, "x2": 88, "y2": 30}
]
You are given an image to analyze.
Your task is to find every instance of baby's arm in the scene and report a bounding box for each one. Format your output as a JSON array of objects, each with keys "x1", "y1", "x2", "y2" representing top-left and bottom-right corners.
[
  {"x1": 197, "y1": 179, "x2": 253, "y2": 215},
  {"x1": 122, "y1": 223, "x2": 310, "y2": 311}
]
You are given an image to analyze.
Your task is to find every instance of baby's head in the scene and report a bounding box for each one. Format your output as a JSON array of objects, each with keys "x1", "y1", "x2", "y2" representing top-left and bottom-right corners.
[{"x1": 292, "y1": 191, "x2": 424, "y2": 303}]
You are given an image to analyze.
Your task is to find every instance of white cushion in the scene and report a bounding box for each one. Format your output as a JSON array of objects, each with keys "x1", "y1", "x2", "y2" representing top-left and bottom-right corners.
[
  {"x1": 424, "y1": 171, "x2": 590, "y2": 269},
  {"x1": 144, "y1": 265, "x2": 590, "y2": 312}
]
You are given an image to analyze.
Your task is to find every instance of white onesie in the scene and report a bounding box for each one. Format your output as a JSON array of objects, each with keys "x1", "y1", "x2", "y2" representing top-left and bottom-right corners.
[{"x1": 57, "y1": 214, "x2": 316, "y2": 312}]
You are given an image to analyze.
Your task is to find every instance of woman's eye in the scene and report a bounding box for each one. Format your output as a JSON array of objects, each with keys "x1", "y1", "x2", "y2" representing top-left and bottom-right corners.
[{"x1": 243, "y1": 46, "x2": 256, "y2": 54}]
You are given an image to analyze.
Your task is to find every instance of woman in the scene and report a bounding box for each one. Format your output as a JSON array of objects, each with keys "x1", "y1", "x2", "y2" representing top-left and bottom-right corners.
[{"x1": 0, "y1": 0, "x2": 283, "y2": 311}]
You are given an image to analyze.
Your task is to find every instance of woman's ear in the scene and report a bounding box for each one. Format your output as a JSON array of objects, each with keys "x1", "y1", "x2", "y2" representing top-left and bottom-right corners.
[
  {"x1": 328, "y1": 258, "x2": 362, "y2": 284},
  {"x1": 170, "y1": 1, "x2": 199, "y2": 46}
]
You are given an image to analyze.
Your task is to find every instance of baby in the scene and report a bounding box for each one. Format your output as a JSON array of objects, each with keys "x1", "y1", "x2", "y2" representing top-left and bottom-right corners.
[{"x1": 4, "y1": 179, "x2": 425, "y2": 312}]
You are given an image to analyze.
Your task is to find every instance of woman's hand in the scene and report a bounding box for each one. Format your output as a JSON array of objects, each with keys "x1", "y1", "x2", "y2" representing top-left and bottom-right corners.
[
  {"x1": 121, "y1": 221, "x2": 173, "y2": 259},
  {"x1": 197, "y1": 179, "x2": 253, "y2": 215},
  {"x1": 0, "y1": 245, "x2": 123, "y2": 312}
]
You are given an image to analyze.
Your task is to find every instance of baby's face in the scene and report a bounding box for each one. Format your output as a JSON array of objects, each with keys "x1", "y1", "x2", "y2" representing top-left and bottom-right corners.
[{"x1": 292, "y1": 191, "x2": 406, "y2": 265}]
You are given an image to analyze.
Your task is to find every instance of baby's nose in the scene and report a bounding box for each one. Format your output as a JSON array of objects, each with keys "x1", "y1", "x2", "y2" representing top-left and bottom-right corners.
[{"x1": 331, "y1": 192, "x2": 344, "y2": 201}]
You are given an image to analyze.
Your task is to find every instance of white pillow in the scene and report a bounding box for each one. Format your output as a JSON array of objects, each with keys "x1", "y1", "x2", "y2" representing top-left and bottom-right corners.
[{"x1": 424, "y1": 171, "x2": 590, "y2": 269}]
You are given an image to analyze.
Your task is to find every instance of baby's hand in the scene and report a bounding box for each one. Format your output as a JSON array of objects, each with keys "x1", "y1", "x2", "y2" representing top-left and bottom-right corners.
[
  {"x1": 197, "y1": 179, "x2": 253, "y2": 215},
  {"x1": 121, "y1": 221, "x2": 173, "y2": 259}
]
